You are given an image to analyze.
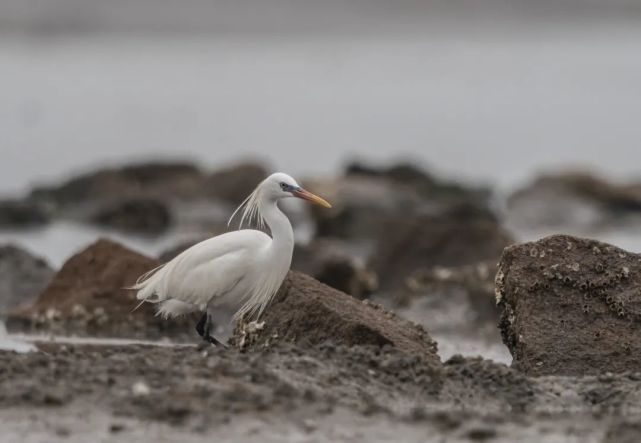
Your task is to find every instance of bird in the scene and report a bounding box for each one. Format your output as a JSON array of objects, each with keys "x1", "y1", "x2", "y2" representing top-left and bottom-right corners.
[{"x1": 131, "y1": 172, "x2": 331, "y2": 346}]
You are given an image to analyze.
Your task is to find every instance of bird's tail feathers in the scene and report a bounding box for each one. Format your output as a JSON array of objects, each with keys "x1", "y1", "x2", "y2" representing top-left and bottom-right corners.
[
  {"x1": 130, "y1": 299, "x2": 146, "y2": 313},
  {"x1": 133, "y1": 263, "x2": 167, "y2": 286},
  {"x1": 130, "y1": 262, "x2": 171, "y2": 303}
]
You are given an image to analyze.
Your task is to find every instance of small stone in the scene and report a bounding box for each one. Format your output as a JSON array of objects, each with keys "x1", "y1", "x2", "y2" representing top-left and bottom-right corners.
[
  {"x1": 71, "y1": 304, "x2": 88, "y2": 319},
  {"x1": 466, "y1": 427, "x2": 497, "y2": 440},
  {"x1": 132, "y1": 381, "x2": 151, "y2": 397},
  {"x1": 109, "y1": 423, "x2": 125, "y2": 433},
  {"x1": 55, "y1": 427, "x2": 71, "y2": 437},
  {"x1": 45, "y1": 308, "x2": 60, "y2": 322},
  {"x1": 301, "y1": 418, "x2": 317, "y2": 433}
]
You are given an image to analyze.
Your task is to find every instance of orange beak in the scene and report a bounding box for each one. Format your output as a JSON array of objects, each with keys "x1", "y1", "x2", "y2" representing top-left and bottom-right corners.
[{"x1": 292, "y1": 188, "x2": 332, "y2": 208}]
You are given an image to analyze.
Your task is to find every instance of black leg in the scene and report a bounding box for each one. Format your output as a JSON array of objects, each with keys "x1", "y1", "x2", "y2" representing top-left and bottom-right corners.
[
  {"x1": 195, "y1": 313, "x2": 227, "y2": 348},
  {"x1": 202, "y1": 313, "x2": 212, "y2": 338},
  {"x1": 195, "y1": 312, "x2": 207, "y2": 337}
]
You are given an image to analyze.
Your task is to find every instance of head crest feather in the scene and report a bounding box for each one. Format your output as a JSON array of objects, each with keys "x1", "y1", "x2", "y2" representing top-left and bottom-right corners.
[{"x1": 228, "y1": 182, "x2": 266, "y2": 230}]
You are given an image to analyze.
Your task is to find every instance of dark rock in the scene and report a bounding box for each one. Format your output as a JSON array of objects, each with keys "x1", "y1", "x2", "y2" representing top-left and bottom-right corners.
[
  {"x1": 346, "y1": 161, "x2": 438, "y2": 189},
  {"x1": 603, "y1": 421, "x2": 641, "y2": 443},
  {"x1": 345, "y1": 161, "x2": 490, "y2": 202},
  {"x1": 292, "y1": 239, "x2": 377, "y2": 299},
  {"x1": 465, "y1": 427, "x2": 498, "y2": 441},
  {"x1": 371, "y1": 214, "x2": 512, "y2": 292},
  {"x1": 438, "y1": 201, "x2": 498, "y2": 224},
  {"x1": 306, "y1": 167, "x2": 494, "y2": 245},
  {"x1": 205, "y1": 162, "x2": 268, "y2": 205},
  {"x1": 0, "y1": 245, "x2": 54, "y2": 314},
  {"x1": 507, "y1": 171, "x2": 641, "y2": 230},
  {"x1": 232, "y1": 271, "x2": 441, "y2": 371},
  {"x1": 6, "y1": 239, "x2": 191, "y2": 338},
  {"x1": 26, "y1": 161, "x2": 268, "y2": 231},
  {"x1": 30, "y1": 161, "x2": 204, "y2": 205},
  {"x1": 0, "y1": 199, "x2": 50, "y2": 228},
  {"x1": 397, "y1": 261, "x2": 499, "y2": 334},
  {"x1": 90, "y1": 198, "x2": 172, "y2": 235},
  {"x1": 304, "y1": 176, "x2": 426, "y2": 240},
  {"x1": 313, "y1": 257, "x2": 376, "y2": 300},
  {"x1": 497, "y1": 234, "x2": 641, "y2": 376}
]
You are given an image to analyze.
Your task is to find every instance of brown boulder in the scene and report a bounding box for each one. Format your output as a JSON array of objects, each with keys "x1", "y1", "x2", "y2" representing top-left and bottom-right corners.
[
  {"x1": 497, "y1": 234, "x2": 641, "y2": 376},
  {"x1": 6, "y1": 239, "x2": 191, "y2": 338},
  {"x1": 233, "y1": 271, "x2": 441, "y2": 370}
]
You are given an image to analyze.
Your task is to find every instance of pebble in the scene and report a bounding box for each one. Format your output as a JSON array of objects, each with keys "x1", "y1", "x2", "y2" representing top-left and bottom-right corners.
[{"x1": 131, "y1": 381, "x2": 151, "y2": 397}]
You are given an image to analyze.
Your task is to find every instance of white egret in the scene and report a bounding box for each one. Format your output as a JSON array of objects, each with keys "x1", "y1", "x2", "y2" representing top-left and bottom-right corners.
[{"x1": 132, "y1": 172, "x2": 331, "y2": 345}]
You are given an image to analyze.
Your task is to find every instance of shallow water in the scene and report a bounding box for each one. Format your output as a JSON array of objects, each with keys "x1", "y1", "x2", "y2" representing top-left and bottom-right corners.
[
  {"x1": 2, "y1": 326, "x2": 511, "y2": 364},
  {"x1": 0, "y1": 322, "x2": 36, "y2": 353},
  {"x1": 0, "y1": 221, "x2": 193, "y2": 268},
  {"x1": 435, "y1": 333, "x2": 512, "y2": 365},
  {"x1": 6, "y1": 332, "x2": 196, "y2": 348}
]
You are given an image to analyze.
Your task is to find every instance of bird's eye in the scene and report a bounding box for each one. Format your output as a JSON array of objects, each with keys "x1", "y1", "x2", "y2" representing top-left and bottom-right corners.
[{"x1": 280, "y1": 182, "x2": 288, "y2": 190}]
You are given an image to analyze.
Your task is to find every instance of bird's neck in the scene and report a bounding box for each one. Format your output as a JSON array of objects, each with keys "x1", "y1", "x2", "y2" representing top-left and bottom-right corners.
[{"x1": 262, "y1": 200, "x2": 295, "y2": 258}]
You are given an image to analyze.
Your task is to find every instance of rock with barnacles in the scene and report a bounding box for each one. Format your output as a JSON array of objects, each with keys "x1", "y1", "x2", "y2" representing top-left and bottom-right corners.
[
  {"x1": 6, "y1": 239, "x2": 192, "y2": 338},
  {"x1": 497, "y1": 234, "x2": 641, "y2": 376},
  {"x1": 231, "y1": 271, "x2": 441, "y2": 371}
]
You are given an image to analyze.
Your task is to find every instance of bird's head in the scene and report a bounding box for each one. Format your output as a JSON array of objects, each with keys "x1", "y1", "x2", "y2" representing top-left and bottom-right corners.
[{"x1": 263, "y1": 172, "x2": 331, "y2": 208}]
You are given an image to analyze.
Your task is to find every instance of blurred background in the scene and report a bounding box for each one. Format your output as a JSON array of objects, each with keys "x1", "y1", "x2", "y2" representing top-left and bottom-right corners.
[
  {"x1": 2, "y1": 0, "x2": 641, "y2": 358},
  {"x1": 2, "y1": 0, "x2": 641, "y2": 195},
  {"x1": 3, "y1": 0, "x2": 641, "y2": 259}
]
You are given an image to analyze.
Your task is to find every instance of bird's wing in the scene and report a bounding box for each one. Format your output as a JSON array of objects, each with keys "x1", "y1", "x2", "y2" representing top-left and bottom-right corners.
[{"x1": 137, "y1": 230, "x2": 271, "y2": 308}]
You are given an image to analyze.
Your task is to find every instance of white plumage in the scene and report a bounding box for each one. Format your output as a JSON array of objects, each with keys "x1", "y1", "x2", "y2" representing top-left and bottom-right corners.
[{"x1": 131, "y1": 172, "x2": 331, "y2": 344}]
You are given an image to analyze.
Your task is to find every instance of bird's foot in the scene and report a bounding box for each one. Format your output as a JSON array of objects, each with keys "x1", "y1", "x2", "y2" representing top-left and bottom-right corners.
[
  {"x1": 204, "y1": 334, "x2": 228, "y2": 348},
  {"x1": 195, "y1": 312, "x2": 228, "y2": 348}
]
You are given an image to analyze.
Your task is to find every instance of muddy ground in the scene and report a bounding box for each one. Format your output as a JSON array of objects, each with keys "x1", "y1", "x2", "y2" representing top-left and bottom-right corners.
[{"x1": 2, "y1": 341, "x2": 641, "y2": 442}]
